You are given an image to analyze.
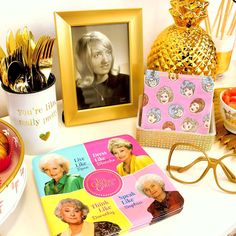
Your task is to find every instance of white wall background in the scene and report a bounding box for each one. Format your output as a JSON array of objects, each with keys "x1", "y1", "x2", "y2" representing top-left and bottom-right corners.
[{"x1": 0, "y1": 0, "x2": 234, "y2": 117}]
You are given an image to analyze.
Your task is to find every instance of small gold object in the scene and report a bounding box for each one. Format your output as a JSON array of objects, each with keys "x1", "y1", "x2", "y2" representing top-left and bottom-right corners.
[
  {"x1": 6, "y1": 30, "x2": 16, "y2": 55},
  {"x1": 0, "y1": 27, "x2": 55, "y2": 93},
  {"x1": 147, "y1": 0, "x2": 217, "y2": 79},
  {"x1": 0, "y1": 132, "x2": 9, "y2": 159}
]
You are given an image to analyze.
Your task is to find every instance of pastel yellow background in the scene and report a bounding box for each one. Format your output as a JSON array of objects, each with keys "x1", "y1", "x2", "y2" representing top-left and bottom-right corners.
[{"x1": 41, "y1": 189, "x2": 132, "y2": 236}]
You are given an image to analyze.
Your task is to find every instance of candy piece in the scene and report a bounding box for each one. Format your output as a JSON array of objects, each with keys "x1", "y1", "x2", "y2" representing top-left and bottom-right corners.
[
  {"x1": 0, "y1": 132, "x2": 8, "y2": 145},
  {"x1": 229, "y1": 88, "x2": 236, "y2": 96},
  {"x1": 0, "y1": 144, "x2": 8, "y2": 159},
  {"x1": 230, "y1": 96, "x2": 236, "y2": 103},
  {"x1": 0, "y1": 132, "x2": 9, "y2": 159}
]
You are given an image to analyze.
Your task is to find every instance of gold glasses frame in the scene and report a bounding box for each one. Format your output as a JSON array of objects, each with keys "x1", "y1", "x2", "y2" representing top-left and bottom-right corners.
[
  {"x1": 166, "y1": 142, "x2": 236, "y2": 194},
  {"x1": 54, "y1": 9, "x2": 143, "y2": 126}
]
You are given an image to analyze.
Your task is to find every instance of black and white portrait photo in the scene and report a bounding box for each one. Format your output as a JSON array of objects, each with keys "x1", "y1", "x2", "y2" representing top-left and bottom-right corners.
[{"x1": 72, "y1": 24, "x2": 130, "y2": 110}]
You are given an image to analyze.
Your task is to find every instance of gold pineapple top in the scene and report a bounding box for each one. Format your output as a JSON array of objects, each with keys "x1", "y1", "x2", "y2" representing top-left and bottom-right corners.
[{"x1": 170, "y1": 0, "x2": 209, "y2": 27}]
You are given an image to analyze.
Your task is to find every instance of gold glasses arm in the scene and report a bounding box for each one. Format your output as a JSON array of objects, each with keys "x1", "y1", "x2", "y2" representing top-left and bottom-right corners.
[
  {"x1": 219, "y1": 162, "x2": 236, "y2": 183},
  {"x1": 167, "y1": 156, "x2": 207, "y2": 173}
]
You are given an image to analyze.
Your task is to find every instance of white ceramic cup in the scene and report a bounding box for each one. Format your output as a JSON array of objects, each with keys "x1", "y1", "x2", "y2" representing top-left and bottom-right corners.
[
  {"x1": 213, "y1": 35, "x2": 236, "y2": 79},
  {"x1": 3, "y1": 74, "x2": 59, "y2": 155}
]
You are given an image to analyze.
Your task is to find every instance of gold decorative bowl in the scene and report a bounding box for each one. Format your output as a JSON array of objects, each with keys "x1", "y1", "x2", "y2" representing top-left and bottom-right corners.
[{"x1": 0, "y1": 119, "x2": 26, "y2": 225}]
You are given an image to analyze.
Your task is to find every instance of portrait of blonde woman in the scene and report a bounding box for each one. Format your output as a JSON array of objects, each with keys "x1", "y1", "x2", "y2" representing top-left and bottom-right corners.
[
  {"x1": 136, "y1": 174, "x2": 184, "y2": 224},
  {"x1": 75, "y1": 31, "x2": 130, "y2": 109},
  {"x1": 108, "y1": 138, "x2": 154, "y2": 176},
  {"x1": 55, "y1": 198, "x2": 121, "y2": 236},
  {"x1": 39, "y1": 154, "x2": 84, "y2": 195}
]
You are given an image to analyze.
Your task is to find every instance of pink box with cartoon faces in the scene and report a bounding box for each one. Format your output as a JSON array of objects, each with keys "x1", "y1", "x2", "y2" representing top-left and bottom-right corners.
[{"x1": 141, "y1": 70, "x2": 214, "y2": 134}]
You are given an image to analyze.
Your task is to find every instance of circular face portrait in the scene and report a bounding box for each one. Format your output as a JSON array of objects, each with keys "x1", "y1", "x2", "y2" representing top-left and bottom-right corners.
[
  {"x1": 142, "y1": 93, "x2": 149, "y2": 107},
  {"x1": 145, "y1": 70, "x2": 160, "y2": 88},
  {"x1": 181, "y1": 118, "x2": 198, "y2": 132},
  {"x1": 201, "y1": 76, "x2": 214, "y2": 93},
  {"x1": 203, "y1": 114, "x2": 210, "y2": 129},
  {"x1": 168, "y1": 72, "x2": 179, "y2": 81},
  {"x1": 168, "y1": 104, "x2": 184, "y2": 119},
  {"x1": 147, "y1": 108, "x2": 161, "y2": 123},
  {"x1": 156, "y1": 86, "x2": 174, "y2": 104},
  {"x1": 189, "y1": 98, "x2": 205, "y2": 113},
  {"x1": 180, "y1": 80, "x2": 195, "y2": 97},
  {"x1": 162, "y1": 121, "x2": 176, "y2": 131}
]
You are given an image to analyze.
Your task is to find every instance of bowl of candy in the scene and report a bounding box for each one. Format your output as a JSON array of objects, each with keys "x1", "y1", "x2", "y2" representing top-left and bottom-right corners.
[
  {"x1": 0, "y1": 118, "x2": 26, "y2": 225},
  {"x1": 220, "y1": 88, "x2": 236, "y2": 134}
]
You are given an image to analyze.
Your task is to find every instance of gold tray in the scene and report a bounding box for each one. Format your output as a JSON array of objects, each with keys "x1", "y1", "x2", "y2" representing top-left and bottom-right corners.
[{"x1": 214, "y1": 88, "x2": 236, "y2": 153}]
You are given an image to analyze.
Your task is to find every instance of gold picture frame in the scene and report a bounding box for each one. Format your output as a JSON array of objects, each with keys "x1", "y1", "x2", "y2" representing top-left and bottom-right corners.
[{"x1": 54, "y1": 9, "x2": 143, "y2": 126}]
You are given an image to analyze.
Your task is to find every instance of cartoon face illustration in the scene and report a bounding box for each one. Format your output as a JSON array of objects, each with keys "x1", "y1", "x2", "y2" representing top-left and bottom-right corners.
[
  {"x1": 190, "y1": 102, "x2": 199, "y2": 113},
  {"x1": 201, "y1": 76, "x2": 214, "y2": 93},
  {"x1": 162, "y1": 121, "x2": 176, "y2": 131},
  {"x1": 189, "y1": 98, "x2": 205, "y2": 113},
  {"x1": 156, "y1": 86, "x2": 173, "y2": 104},
  {"x1": 147, "y1": 108, "x2": 161, "y2": 123},
  {"x1": 168, "y1": 104, "x2": 184, "y2": 119},
  {"x1": 145, "y1": 70, "x2": 160, "y2": 87},
  {"x1": 168, "y1": 73, "x2": 179, "y2": 81},
  {"x1": 142, "y1": 93, "x2": 149, "y2": 107},
  {"x1": 180, "y1": 80, "x2": 195, "y2": 97},
  {"x1": 203, "y1": 114, "x2": 210, "y2": 129},
  {"x1": 181, "y1": 118, "x2": 198, "y2": 132}
]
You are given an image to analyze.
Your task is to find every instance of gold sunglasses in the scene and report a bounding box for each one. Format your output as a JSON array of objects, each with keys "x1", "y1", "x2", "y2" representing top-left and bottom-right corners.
[{"x1": 166, "y1": 143, "x2": 236, "y2": 194}]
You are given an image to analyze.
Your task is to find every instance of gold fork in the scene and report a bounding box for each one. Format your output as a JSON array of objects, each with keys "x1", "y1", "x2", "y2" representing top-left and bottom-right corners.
[
  {"x1": 30, "y1": 36, "x2": 50, "y2": 90},
  {"x1": 32, "y1": 36, "x2": 50, "y2": 66},
  {"x1": 37, "y1": 38, "x2": 55, "y2": 82}
]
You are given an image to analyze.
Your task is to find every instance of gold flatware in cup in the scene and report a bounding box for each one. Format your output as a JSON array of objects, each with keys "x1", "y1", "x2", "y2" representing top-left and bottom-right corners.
[
  {"x1": 6, "y1": 30, "x2": 16, "y2": 55},
  {"x1": 7, "y1": 61, "x2": 30, "y2": 93}
]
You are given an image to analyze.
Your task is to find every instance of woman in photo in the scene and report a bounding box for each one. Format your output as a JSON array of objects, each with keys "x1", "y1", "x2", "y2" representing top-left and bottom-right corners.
[
  {"x1": 39, "y1": 154, "x2": 84, "y2": 195},
  {"x1": 75, "y1": 31, "x2": 130, "y2": 109},
  {"x1": 136, "y1": 174, "x2": 184, "y2": 224},
  {"x1": 55, "y1": 198, "x2": 121, "y2": 236},
  {"x1": 108, "y1": 138, "x2": 154, "y2": 176}
]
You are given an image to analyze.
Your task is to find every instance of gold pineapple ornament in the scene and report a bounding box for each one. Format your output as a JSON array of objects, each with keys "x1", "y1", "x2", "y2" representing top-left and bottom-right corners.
[{"x1": 147, "y1": 0, "x2": 217, "y2": 79}]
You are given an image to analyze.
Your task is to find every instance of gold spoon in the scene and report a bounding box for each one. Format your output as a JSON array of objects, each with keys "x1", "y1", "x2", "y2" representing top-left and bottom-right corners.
[
  {"x1": 0, "y1": 46, "x2": 7, "y2": 86},
  {"x1": 6, "y1": 30, "x2": 16, "y2": 55},
  {"x1": 0, "y1": 46, "x2": 6, "y2": 59}
]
